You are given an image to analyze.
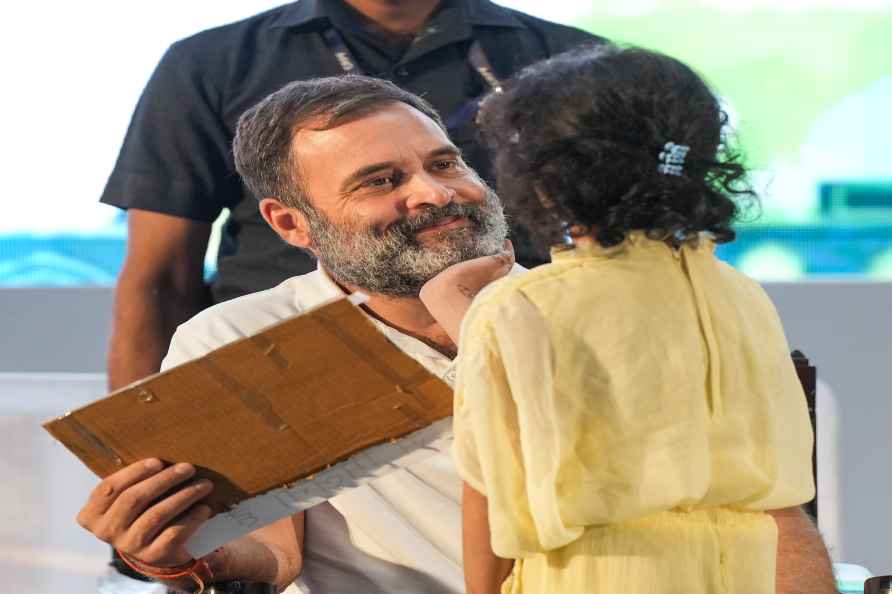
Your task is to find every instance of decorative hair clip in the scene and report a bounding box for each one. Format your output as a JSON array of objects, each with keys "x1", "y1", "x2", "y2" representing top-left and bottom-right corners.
[
  {"x1": 657, "y1": 141, "x2": 690, "y2": 176},
  {"x1": 561, "y1": 221, "x2": 591, "y2": 246}
]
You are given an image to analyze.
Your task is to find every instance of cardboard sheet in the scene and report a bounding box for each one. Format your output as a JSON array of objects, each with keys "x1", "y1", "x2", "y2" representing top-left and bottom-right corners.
[{"x1": 43, "y1": 296, "x2": 455, "y2": 529}]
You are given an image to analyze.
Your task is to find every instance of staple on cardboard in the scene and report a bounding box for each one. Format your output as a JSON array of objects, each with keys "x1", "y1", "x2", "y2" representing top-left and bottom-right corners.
[{"x1": 137, "y1": 389, "x2": 158, "y2": 403}]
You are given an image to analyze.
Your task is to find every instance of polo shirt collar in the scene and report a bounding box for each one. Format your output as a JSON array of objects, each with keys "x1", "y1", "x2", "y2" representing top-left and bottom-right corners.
[
  {"x1": 270, "y1": 0, "x2": 524, "y2": 31},
  {"x1": 270, "y1": 0, "x2": 329, "y2": 30}
]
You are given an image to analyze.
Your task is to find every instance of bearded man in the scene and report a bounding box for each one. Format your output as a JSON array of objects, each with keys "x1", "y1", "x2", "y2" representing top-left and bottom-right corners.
[{"x1": 76, "y1": 75, "x2": 836, "y2": 594}]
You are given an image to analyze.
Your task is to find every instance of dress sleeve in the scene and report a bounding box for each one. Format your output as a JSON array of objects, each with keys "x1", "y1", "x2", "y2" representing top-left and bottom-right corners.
[
  {"x1": 452, "y1": 288, "x2": 584, "y2": 558},
  {"x1": 99, "y1": 40, "x2": 241, "y2": 221}
]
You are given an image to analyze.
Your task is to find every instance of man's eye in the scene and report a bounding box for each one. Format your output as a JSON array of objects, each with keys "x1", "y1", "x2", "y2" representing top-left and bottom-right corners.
[
  {"x1": 434, "y1": 160, "x2": 459, "y2": 171},
  {"x1": 365, "y1": 176, "x2": 394, "y2": 188}
]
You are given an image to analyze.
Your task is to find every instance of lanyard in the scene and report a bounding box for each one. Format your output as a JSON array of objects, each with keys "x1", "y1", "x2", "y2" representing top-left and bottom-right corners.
[{"x1": 321, "y1": 27, "x2": 502, "y2": 130}]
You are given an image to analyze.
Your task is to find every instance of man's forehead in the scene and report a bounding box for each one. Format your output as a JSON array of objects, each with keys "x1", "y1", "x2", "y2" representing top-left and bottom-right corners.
[{"x1": 292, "y1": 103, "x2": 451, "y2": 166}]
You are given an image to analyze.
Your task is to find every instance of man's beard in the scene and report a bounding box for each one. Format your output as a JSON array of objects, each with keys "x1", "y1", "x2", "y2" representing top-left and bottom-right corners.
[{"x1": 304, "y1": 186, "x2": 509, "y2": 297}]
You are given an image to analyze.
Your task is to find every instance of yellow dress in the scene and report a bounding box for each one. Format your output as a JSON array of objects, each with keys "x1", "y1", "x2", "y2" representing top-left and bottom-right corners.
[{"x1": 452, "y1": 233, "x2": 815, "y2": 594}]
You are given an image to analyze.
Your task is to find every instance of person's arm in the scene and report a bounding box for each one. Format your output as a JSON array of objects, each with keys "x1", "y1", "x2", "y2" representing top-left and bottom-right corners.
[
  {"x1": 463, "y1": 482, "x2": 514, "y2": 594},
  {"x1": 107, "y1": 209, "x2": 212, "y2": 390},
  {"x1": 211, "y1": 513, "x2": 304, "y2": 590},
  {"x1": 419, "y1": 242, "x2": 514, "y2": 344},
  {"x1": 768, "y1": 507, "x2": 837, "y2": 594},
  {"x1": 76, "y1": 459, "x2": 304, "y2": 592}
]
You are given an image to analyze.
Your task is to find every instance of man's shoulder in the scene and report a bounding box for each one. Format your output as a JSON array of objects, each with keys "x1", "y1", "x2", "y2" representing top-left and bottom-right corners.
[
  {"x1": 162, "y1": 270, "x2": 334, "y2": 369},
  {"x1": 487, "y1": 3, "x2": 608, "y2": 51},
  {"x1": 164, "y1": 2, "x2": 296, "y2": 62}
]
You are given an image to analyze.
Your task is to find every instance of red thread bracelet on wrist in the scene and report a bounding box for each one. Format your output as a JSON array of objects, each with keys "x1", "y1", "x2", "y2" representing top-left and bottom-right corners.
[{"x1": 115, "y1": 549, "x2": 216, "y2": 594}]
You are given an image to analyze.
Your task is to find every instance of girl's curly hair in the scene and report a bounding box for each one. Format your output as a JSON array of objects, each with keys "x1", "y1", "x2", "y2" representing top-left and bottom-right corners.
[{"x1": 477, "y1": 44, "x2": 758, "y2": 251}]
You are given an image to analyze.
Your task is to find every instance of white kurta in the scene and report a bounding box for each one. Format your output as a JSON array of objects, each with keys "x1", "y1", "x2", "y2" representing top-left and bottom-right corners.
[{"x1": 164, "y1": 265, "x2": 482, "y2": 593}]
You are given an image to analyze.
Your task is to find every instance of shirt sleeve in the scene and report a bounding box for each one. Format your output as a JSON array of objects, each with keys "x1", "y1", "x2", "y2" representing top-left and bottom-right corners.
[
  {"x1": 532, "y1": 17, "x2": 609, "y2": 56},
  {"x1": 161, "y1": 325, "x2": 215, "y2": 371},
  {"x1": 99, "y1": 40, "x2": 242, "y2": 221},
  {"x1": 452, "y1": 288, "x2": 585, "y2": 558}
]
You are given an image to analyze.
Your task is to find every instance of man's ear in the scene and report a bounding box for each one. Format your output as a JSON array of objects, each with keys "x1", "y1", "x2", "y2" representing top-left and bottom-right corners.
[{"x1": 259, "y1": 197, "x2": 313, "y2": 251}]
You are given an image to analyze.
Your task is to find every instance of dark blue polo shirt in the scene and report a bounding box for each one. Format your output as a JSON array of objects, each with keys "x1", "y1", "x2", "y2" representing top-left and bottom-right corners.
[{"x1": 100, "y1": 0, "x2": 603, "y2": 302}]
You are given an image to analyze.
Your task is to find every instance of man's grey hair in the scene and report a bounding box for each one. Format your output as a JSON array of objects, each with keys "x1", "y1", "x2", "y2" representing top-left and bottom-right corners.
[{"x1": 233, "y1": 74, "x2": 447, "y2": 215}]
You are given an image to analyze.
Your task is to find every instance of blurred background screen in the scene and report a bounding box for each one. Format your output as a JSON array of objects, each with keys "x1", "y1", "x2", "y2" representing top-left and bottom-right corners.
[{"x1": 2, "y1": 0, "x2": 890, "y2": 286}]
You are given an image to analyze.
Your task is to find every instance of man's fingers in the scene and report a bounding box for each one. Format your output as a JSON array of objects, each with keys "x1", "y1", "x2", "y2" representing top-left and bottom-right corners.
[
  {"x1": 103, "y1": 463, "x2": 199, "y2": 535},
  {"x1": 140, "y1": 504, "x2": 215, "y2": 566},
  {"x1": 127, "y1": 478, "x2": 214, "y2": 547},
  {"x1": 77, "y1": 458, "x2": 165, "y2": 526}
]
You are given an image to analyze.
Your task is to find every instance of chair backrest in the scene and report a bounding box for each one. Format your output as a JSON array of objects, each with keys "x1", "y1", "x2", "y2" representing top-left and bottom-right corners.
[{"x1": 791, "y1": 350, "x2": 818, "y2": 519}]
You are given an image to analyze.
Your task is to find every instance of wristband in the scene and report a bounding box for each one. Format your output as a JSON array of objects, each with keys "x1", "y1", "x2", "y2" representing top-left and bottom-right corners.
[{"x1": 115, "y1": 549, "x2": 216, "y2": 594}]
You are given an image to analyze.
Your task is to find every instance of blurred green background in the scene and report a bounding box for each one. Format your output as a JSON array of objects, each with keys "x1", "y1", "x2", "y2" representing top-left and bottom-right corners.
[{"x1": 575, "y1": 1, "x2": 892, "y2": 279}]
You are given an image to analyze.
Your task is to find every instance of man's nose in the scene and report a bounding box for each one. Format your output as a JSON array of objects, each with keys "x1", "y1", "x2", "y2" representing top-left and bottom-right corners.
[{"x1": 405, "y1": 173, "x2": 456, "y2": 210}]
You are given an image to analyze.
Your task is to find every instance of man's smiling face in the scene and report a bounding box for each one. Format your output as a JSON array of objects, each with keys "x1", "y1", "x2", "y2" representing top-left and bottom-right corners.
[{"x1": 290, "y1": 101, "x2": 508, "y2": 296}]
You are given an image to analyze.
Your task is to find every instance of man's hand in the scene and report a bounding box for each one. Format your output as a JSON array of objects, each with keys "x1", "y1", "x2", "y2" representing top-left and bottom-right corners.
[
  {"x1": 419, "y1": 241, "x2": 515, "y2": 344},
  {"x1": 424, "y1": 240, "x2": 515, "y2": 300},
  {"x1": 77, "y1": 458, "x2": 214, "y2": 568}
]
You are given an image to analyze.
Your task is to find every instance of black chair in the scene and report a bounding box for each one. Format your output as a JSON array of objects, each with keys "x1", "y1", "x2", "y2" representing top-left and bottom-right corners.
[{"x1": 792, "y1": 350, "x2": 817, "y2": 519}]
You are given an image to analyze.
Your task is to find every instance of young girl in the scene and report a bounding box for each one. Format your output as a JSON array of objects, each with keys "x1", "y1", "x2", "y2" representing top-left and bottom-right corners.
[{"x1": 420, "y1": 45, "x2": 815, "y2": 594}]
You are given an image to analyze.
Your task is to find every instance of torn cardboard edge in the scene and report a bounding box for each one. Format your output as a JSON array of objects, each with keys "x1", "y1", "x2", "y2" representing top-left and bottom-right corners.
[{"x1": 186, "y1": 417, "x2": 452, "y2": 557}]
